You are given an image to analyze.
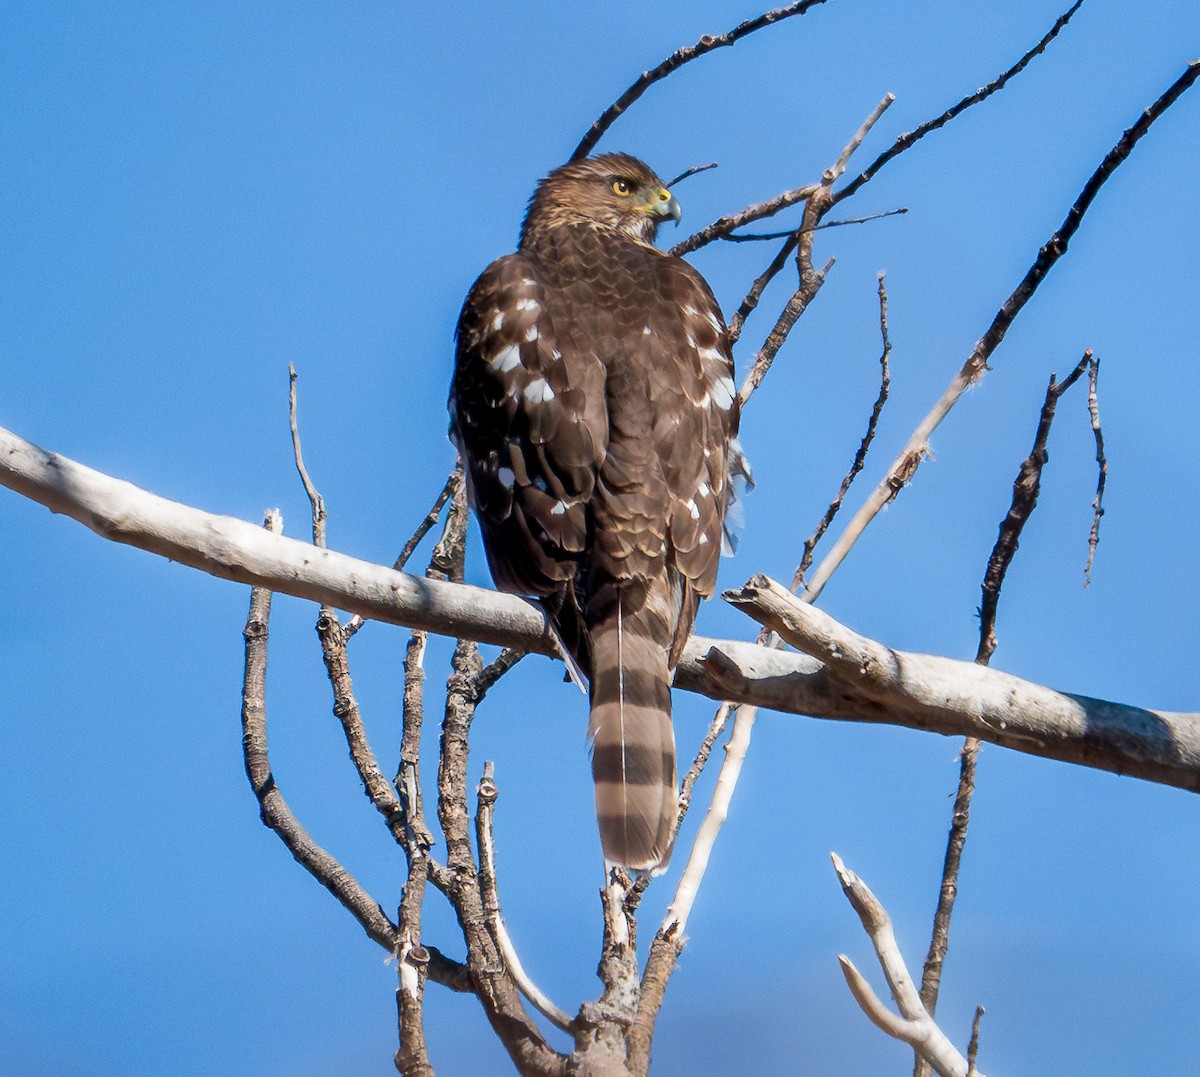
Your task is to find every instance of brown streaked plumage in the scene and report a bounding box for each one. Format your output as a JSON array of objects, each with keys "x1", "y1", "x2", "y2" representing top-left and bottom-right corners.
[{"x1": 449, "y1": 153, "x2": 741, "y2": 873}]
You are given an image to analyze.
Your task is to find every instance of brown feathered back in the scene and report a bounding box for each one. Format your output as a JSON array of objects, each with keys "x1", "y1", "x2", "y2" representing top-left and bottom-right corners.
[{"x1": 450, "y1": 154, "x2": 740, "y2": 872}]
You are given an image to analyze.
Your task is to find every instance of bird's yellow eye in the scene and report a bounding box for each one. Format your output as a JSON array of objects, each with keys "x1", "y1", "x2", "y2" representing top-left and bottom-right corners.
[{"x1": 611, "y1": 179, "x2": 633, "y2": 196}]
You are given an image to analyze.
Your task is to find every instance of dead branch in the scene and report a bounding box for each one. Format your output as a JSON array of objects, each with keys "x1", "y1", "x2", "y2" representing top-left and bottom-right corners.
[
  {"x1": 834, "y1": 0, "x2": 1087, "y2": 205},
  {"x1": 735, "y1": 93, "x2": 893, "y2": 409},
  {"x1": 800, "y1": 60, "x2": 1200, "y2": 603},
  {"x1": 5, "y1": 423, "x2": 1198, "y2": 791},
  {"x1": 435, "y1": 635, "x2": 565, "y2": 1075},
  {"x1": 797, "y1": 273, "x2": 891, "y2": 584},
  {"x1": 669, "y1": 183, "x2": 818, "y2": 258},
  {"x1": 721, "y1": 206, "x2": 907, "y2": 242},
  {"x1": 1085, "y1": 356, "x2": 1107, "y2": 586},
  {"x1": 913, "y1": 735, "x2": 979, "y2": 1077},
  {"x1": 914, "y1": 352, "x2": 1093, "y2": 1077},
  {"x1": 571, "y1": 0, "x2": 830, "y2": 160},
  {"x1": 725, "y1": 234, "x2": 800, "y2": 347},
  {"x1": 722, "y1": 574, "x2": 1200, "y2": 791},
  {"x1": 475, "y1": 762, "x2": 574, "y2": 1033},
  {"x1": 239, "y1": 512, "x2": 399, "y2": 955},
  {"x1": 679, "y1": 0, "x2": 1084, "y2": 266},
  {"x1": 347, "y1": 468, "x2": 458, "y2": 638},
  {"x1": 675, "y1": 701, "x2": 735, "y2": 829},
  {"x1": 977, "y1": 351, "x2": 1092, "y2": 664},
  {"x1": 396, "y1": 629, "x2": 437, "y2": 1075},
  {"x1": 966, "y1": 1007, "x2": 984, "y2": 1077},
  {"x1": 666, "y1": 161, "x2": 718, "y2": 188},
  {"x1": 833, "y1": 854, "x2": 987, "y2": 1077}
]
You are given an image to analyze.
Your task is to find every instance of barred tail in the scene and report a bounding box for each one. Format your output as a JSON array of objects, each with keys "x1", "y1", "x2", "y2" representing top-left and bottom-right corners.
[{"x1": 587, "y1": 587, "x2": 678, "y2": 874}]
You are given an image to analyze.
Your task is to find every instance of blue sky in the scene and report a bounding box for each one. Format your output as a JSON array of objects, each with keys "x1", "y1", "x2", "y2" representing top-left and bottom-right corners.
[{"x1": 2, "y1": 2, "x2": 1198, "y2": 1074}]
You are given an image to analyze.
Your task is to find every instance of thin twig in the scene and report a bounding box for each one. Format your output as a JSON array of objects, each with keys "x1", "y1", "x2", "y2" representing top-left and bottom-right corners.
[
  {"x1": 571, "y1": 0, "x2": 829, "y2": 160},
  {"x1": 967, "y1": 1007, "x2": 985, "y2": 1077},
  {"x1": 737, "y1": 93, "x2": 892, "y2": 409},
  {"x1": 913, "y1": 354, "x2": 1088, "y2": 1077},
  {"x1": 1085, "y1": 356, "x2": 1107, "y2": 586},
  {"x1": 476, "y1": 762, "x2": 574, "y2": 1032},
  {"x1": 667, "y1": 161, "x2": 718, "y2": 187},
  {"x1": 473, "y1": 647, "x2": 527, "y2": 702},
  {"x1": 664, "y1": 705, "x2": 757, "y2": 938},
  {"x1": 317, "y1": 609, "x2": 409, "y2": 843},
  {"x1": 801, "y1": 61, "x2": 1200, "y2": 604},
  {"x1": 976, "y1": 352, "x2": 1091, "y2": 663},
  {"x1": 830, "y1": 93, "x2": 896, "y2": 182},
  {"x1": 288, "y1": 364, "x2": 326, "y2": 549},
  {"x1": 726, "y1": 234, "x2": 797, "y2": 347},
  {"x1": 670, "y1": 183, "x2": 818, "y2": 258},
  {"x1": 835, "y1": 0, "x2": 1087, "y2": 205},
  {"x1": 346, "y1": 468, "x2": 459, "y2": 638},
  {"x1": 797, "y1": 274, "x2": 891, "y2": 584},
  {"x1": 912, "y1": 741, "x2": 979, "y2": 1077},
  {"x1": 675, "y1": 701, "x2": 735, "y2": 828},
  {"x1": 290, "y1": 370, "x2": 412, "y2": 843},
  {"x1": 722, "y1": 206, "x2": 907, "y2": 241},
  {"x1": 736, "y1": 249, "x2": 832, "y2": 410}
]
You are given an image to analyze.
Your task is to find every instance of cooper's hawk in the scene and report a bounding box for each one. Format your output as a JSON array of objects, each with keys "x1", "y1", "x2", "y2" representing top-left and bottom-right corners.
[{"x1": 450, "y1": 153, "x2": 741, "y2": 873}]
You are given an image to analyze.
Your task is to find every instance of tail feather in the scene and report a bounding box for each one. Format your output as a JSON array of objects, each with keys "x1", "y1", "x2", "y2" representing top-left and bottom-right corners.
[{"x1": 587, "y1": 588, "x2": 678, "y2": 874}]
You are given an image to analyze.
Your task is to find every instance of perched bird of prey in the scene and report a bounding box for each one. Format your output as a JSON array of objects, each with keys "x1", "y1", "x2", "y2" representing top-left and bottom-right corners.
[{"x1": 449, "y1": 153, "x2": 741, "y2": 873}]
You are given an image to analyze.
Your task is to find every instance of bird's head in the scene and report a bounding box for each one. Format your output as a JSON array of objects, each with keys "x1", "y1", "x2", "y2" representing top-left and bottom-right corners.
[{"x1": 520, "y1": 153, "x2": 681, "y2": 247}]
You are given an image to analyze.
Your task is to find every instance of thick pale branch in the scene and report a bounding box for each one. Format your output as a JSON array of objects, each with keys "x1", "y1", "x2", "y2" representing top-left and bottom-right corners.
[
  {"x1": 724, "y1": 575, "x2": 1200, "y2": 792},
  {"x1": 0, "y1": 424, "x2": 556, "y2": 650},
  {"x1": 4, "y1": 426, "x2": 1198, "y2": 792}
]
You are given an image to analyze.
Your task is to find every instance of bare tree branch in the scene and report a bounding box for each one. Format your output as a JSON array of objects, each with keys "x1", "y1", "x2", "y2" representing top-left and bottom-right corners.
[
  {"x1": 720, "y1": 206, "x2": 907, "y2": 242},
  {"x1": 678, "y1": 0, "x2": 1084, "y2": 265},
  {"x1": 721, "y1": 575, "x2": 1200, "y2": 791},
  {"x1": 800, "y1": 60, "x2": 1200, "y2": 603},
  {"x1": 666, "y1": 161, "x2": 718, "y2": 188},
  {"x1": 833, "y1": 854, "x2": 987, "y2": 1077},
  {"x1": 675, "y1": 701, "x2": 734, "y2": 828},
  {"x1": 912, "y1": 736, "x2": 979, "y2": 1077},
  {"x1": 288, "y1": 364, "x2": 328, "y2": 548},
  {"x1": 834, "y1": 0, "x2": 1087, "y2": 205},
  {"x1": 347, "y1": 468, "x2": 458, "y2": 639},
  {"x1": 914, "y1": 353, "x2": 1093, "y2": 1077},
  {"x1": 4, "y1": 427, "x2": 1198, "y2": 790},
  {"x1": 736, "y1": 93, "x2": 893, "y2": 409},
  {"x1": 240, "y1": 512, "x2": 399, "y2": 955},
  {"x1": 797, "y1": 273, "x2": 891, "y2": 584},
  {"x1": 475, "y1": 762, "x2": 574, "y2": 1033},
  {"x1": 670, "y1": 183, "x2": 818, "y2": 258},
  {"x1": 435, "y1": 635, "x2": 565, "y2": 1075},
  {"x1": 725, "y1": 233, "x2": 798, "y2": 348},
  {"x1": 967, "y1": 1007, "x2": 985, "y2": 1077},
  {"x1": 395, "y1": 628, "x2": 438, "y2": 1076},
  {"x1": 976, "y1": 351, "x2": 1091, "y2": 664},
  {"x1": 571, "y1": 0, "x2": 829, "y2": 160},
  {"x1": 1085, "y1": 356, "x2": 1107, "y2": 586}
]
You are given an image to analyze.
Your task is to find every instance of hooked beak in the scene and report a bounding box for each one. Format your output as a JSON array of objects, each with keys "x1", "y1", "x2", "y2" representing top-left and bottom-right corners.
[{"x1": 645, "y1": 186, "x2": 682, "y2": 226}]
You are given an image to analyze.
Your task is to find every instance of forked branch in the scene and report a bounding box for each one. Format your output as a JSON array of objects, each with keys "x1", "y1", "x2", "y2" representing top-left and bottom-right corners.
[{"x1": 833, "y1": 854, "x2": 987, "y2": 1077}]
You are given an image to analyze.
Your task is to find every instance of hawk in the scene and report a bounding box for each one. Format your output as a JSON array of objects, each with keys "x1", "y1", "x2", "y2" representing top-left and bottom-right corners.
[{"x1": 449, "y1": 153, "x2": 741, "y2": 873}]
